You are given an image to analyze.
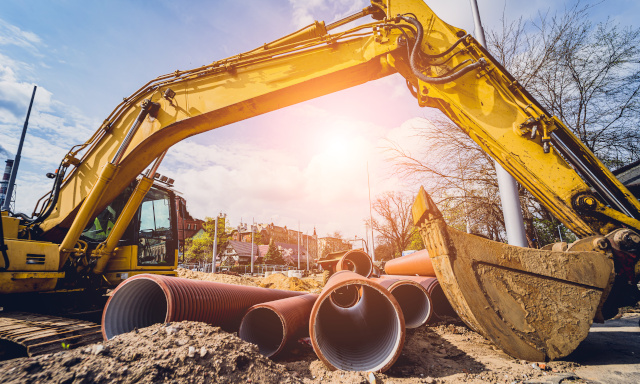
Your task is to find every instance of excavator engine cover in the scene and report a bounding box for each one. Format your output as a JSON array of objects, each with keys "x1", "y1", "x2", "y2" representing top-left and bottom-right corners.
[{"x1": 412, "y1": 187, "x2": 614, "y2": 361}]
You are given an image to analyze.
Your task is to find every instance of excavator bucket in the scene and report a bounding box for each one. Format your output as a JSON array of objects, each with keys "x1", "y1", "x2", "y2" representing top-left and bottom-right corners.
[{"x1": 412, "y1": 187, "x2": 615, "y2": 361}]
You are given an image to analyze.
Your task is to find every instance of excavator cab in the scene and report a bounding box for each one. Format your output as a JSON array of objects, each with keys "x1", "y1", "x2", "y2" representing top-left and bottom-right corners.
[{"x1": 80, "y1": 181, "x2": 179, "y2": 286}]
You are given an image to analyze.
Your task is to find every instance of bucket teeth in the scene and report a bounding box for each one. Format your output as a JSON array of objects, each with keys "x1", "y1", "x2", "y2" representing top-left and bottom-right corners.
[{"x1": 412, "y1": 186, "x2": 615, "y2": 361}]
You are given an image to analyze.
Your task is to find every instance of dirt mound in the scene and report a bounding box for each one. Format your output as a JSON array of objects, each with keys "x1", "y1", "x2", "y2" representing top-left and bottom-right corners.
[
  {"x1": 259, "y1": 273, "x2": 323, "y2": 293},
  {"x1": 176, "y1": 268, "x2": 260, "y2": 287},
  {"x1": 0, "y1": 321, "x2": 303, "y2": 384}
]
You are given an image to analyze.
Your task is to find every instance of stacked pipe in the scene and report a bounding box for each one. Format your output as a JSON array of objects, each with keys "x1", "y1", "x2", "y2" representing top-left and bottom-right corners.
[
  {"x1": 334, "y1": 249, "x2": 374, "y2": 277},
  {"x1": 309, "y1": 270, "x2": 405, "y2": 372},
  {"x1": 239, "y1": 294, "x2": 318, "y2": 358},
  {"x1": 382, "y1": 249, "x2": 457, "y2": 321},
  {"x1": 371, "y1": 278, "x2": 432, "y2": 328},
  {"x1": 380, "y1": 275, "x2": 457, "y2": 321},
  {"x1": 319, "y1": 249, "x2": 374, "y2": 277},
  {"x1": 101, "y1": 274, "x2": 304, "y2": 340},
  {"x1": 384, "y1": 249, "x2": 435, "y2": 276}
]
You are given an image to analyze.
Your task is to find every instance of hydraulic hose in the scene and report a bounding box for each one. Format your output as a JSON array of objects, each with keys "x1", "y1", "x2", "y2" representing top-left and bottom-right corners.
[
  {"x1": 27, "y1": 164, "x2": 67, "y2": 226},
  {"x1": 398, "y1": 15, "x2": 486, "y2": 84}
]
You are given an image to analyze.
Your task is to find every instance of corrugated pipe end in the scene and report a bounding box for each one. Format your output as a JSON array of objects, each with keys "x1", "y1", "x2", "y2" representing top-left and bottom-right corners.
[
  {"x1": 239, "y1": 307, "x2": 284, "y2": 357},
  {"x1": 386, "y1": 280, "x2": 432, "y2": 328},
  {"x1": 310, "y1": 271, "x2": 404, "y2": 372},
  {"x1": 102, "y1": 276, "x2": 168, "y2": 340},
  {"x1": 428, "y1": 279, "x2": 457, "y2": 321},
  {"x1": 336, "y1": 250, "x2": 373, "y2": 277},
  {"x1": 239, "y1": 294, "x2": 318, "y2": 358}
]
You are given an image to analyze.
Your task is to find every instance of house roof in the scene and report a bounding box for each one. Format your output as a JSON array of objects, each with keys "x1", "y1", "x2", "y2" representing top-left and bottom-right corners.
[
  {"x1": 227, "y1": 240, "x2": 262, "y2": 260},
  {"x1": 275, "y1": 242, "x2": 308, "y2": 262}
]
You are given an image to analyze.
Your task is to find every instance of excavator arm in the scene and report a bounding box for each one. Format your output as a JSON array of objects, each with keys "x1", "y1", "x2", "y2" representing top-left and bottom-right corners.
[{"x1": 15, "y1": 0, "x2": 638, "y2": 361}]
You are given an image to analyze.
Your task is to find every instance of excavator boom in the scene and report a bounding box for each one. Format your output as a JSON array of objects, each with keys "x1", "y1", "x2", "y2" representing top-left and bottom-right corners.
[{"x1": 2, "y1": 0, "x2": 638, "y2": 361}]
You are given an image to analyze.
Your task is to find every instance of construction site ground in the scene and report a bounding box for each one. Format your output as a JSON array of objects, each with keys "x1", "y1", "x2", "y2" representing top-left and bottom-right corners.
[{"x1": 0, "y1": 269, "x2": 638, "y2": 384}]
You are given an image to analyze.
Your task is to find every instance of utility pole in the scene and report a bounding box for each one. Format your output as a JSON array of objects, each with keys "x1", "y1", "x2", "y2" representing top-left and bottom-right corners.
[
  {"x1": 250, "y1": 223, "x2": 255, "y2": 276},
  {"x1": 297, "y1": 221, "x2": 300, "y2": 270},
  {"x1": 3, "y1": 85, "x2": 36, "y2": 212},
  {"x1": 212, "y1": 216, "x2": 218, "y2": 273},
  {"x1": 469, "y1": 0, "x2": 528, "y2": 247},
  {"x1": 367, "y1": 162, "x2": 375, "y2": 260}
]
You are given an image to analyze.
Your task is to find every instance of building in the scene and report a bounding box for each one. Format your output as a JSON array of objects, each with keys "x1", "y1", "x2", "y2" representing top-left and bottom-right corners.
[
  {"x1": 219, "y1": 240, "x2": 261, "y2": 265},
  {"x1": 273, "y1": 241, "x2": 310, "y2": 267},
  {"x1": 175, "y1": 196, "x2": 205, "y2": 250},
  {"x1": 317, "y1": 236, "x2": 351, "y2": 259},
  {"x1": 229, "y1": 222, "x2": 319, "y2": 260}
]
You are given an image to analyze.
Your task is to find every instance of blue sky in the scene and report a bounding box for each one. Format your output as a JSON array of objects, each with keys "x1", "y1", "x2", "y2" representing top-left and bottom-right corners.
[{"x1": 1, "y1": 0, "x2": 639, "y2": 244}]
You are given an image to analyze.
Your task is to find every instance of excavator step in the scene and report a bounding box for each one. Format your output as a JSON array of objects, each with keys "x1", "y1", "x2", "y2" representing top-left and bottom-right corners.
[{"x1": 0, "y1": 312, "x2": 103, "y2": 359}]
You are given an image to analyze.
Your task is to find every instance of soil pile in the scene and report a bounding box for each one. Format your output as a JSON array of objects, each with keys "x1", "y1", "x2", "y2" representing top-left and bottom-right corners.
[
  {"x1": 176, "y1": 268, "x2": 260, "y2": 287},
  {"x1": 259, "y1": 273, "x2": 323, "y2": 293},
  {"x1": 2, "y1": 315, "x2": 636, "y2": 383},
  {"x1": 0, "y1": 321, "x2": 302, "y2": 384}
]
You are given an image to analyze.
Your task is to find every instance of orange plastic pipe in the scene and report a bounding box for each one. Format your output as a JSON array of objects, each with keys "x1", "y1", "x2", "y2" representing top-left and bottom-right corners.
[
  {"x1": 384, "y1": 249, "x2": 435, "y2": 276},
  {"x1": 309, "y1": 270, "x2": 405, "y2": 372}
]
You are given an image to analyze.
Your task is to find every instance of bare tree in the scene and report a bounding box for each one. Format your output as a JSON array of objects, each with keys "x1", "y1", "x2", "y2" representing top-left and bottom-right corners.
[
  {"x1": 488, "y1": 2, "x2": 640, "y2": 167},
  {"x1": 370, "y1": 192, "x2": 414, "y2": 258},
  {"x1": 387, "y1": 2, "x2": 640, "y2": 246}
]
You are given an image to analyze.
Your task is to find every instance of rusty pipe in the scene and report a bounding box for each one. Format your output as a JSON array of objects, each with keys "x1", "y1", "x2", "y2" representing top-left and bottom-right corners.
[
  {"x1": 101, "y1": 274, "x2": 304, "y2": 340},
  {"x1": 335, "y1": 249, "x2": 374, "y2": 277},
  {"x1": 309, "y1": 270, "x2": 405, "y2": 372},
  {"x1": 380, "y1": 275, "x2": 457, "y2": 321},
  {"x1": 384, "y1": 249, "x2": 435, "y2": 276},
  {"x1": 372, "y1": 278, "x2": 432, "y2": 328},
  {"x1": 239, "y1": 294, "x2": 318, "y2": 358}
]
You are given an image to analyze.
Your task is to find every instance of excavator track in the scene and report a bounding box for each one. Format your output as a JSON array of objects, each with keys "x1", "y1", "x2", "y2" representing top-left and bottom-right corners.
[{"x1": 0, "y1": 312, "x2": 102, "y2": 359}]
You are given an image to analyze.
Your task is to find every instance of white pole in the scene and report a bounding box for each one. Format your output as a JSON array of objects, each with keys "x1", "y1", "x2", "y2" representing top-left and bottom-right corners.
[
  {"x1": 212, "y1": 216, "x2": 218, "y2": 273},
  {"x1": 297, "y1": 221, "x2": 300, "y2": 270},
  {"x1": 469, "y1": 0, "x2": 528, "y2": 247},
  {"x1": 306, "y1": 231, "x2": 309, "y2": 271},
  {"x1": 367, "y1": 162, "x2": 376, "y2": 261},
  {"x1": 250, "y1": 225, "x2": 254, "y2": 275}
]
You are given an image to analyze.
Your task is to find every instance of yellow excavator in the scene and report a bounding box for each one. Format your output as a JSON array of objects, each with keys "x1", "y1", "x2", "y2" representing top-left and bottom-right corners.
[{"x1": 1, "y1": 0, "x2": 638, "y2": 361}]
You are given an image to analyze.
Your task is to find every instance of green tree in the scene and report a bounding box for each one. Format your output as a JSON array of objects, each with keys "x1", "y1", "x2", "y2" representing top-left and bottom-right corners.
[
  {"x1": 406, "y1": 228, "x2": 424, "y2": 251},
  {"x1": 263, "y1": 240, "x2": 284, "y2": 265},
  {"x1": 184, "y1": 215, "x2": 228, "y2": 263}
]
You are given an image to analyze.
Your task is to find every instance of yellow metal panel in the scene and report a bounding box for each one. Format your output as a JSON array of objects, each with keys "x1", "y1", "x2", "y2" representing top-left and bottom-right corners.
[
  {"x1": 1, "y1": 214, "x2": 20, "y2": 239},
  {"x1": 11, "y1": 272, "x2": 65, "y2": 279},
  {"x1": 105, "y1": 245, "x2": 137, "y2": 272},
  {"x1": 3, "y1": 239, "x2": 60, "y2": 271}
]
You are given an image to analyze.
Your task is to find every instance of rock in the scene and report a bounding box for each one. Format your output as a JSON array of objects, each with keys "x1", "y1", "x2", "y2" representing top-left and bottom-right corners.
[{"x1": 92, "y1": 344, "x2": 105, "y2": 355}]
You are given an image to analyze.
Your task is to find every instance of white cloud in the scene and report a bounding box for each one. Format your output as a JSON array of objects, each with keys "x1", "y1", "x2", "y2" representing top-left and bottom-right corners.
[
  {"x1": 0, "y1": 49, "x2": 98, "y2": 214},
  {"x1": 0, "y1": 18, "x2": 43, "y2": 53},
  {"x1": 288, "y1": 0, "x2": 368, "y2": 29}
]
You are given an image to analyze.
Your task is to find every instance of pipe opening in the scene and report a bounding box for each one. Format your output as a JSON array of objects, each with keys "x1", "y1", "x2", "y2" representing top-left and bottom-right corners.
[
  {"x1": 239, "y1": 307, "x2": 284, "y2": 357},
  {"x1": 314, "y1": 284, "x2": 403, "y2": 371},
  {"x1": 389, "y1": 284, "x2": 431, "y2": 328},
  {"x1": 430, "y1": 283, "x2": 457, "y2": 319},
  {"x1": 341, "y1": 251, "x2": 373, "y2": 277},
  {"x1": 330, "y1": 285, "x2": 361, "y2": 308},
  {"x1": 343, "y1": 260, "x2": 355, "y2": 272},
  {"x1": 103, "y1": 278, "x2": 168, "y2": 340}
]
